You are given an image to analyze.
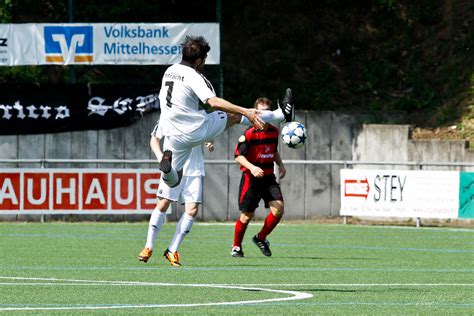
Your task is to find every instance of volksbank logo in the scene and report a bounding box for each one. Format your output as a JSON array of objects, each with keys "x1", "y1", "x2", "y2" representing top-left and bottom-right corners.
[{"x1": 44, "y1": 26, "x2": 93, "y2": 63}]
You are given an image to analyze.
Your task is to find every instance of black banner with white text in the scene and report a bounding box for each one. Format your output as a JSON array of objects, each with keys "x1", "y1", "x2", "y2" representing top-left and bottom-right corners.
[{"x1": 0, "y1": 84, "x2": 160, "y2": 134}]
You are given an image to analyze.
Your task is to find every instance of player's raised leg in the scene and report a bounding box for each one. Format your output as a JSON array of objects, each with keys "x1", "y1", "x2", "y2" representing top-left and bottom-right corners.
[
  {"x1": 239, "y1": 88, "x2": 295, "y2": 126},
  {"x1": 159, "y1": 138, "x2": 189, "y2": 188},
  {"x1": 278, "y1": 88, "x2": 294, "y2": 122},
  {"x1": 159, "y1": 150, "x2": 181, "y2": 187}
]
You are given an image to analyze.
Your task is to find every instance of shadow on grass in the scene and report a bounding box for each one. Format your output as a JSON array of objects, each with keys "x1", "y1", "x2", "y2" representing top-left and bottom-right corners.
[
  {"x1": 278, "y1": 256, "x2": 379, "y2": 261},
  {"x1": 302, "y1": 288, "x2": 362, "y2": 293}
]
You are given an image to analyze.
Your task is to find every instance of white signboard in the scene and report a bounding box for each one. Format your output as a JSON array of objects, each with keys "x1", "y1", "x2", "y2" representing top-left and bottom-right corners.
[
  {"x1": 340, "y1": 169, "x2": 459, "y2": 218},
  {"x1": 0, "y1": 23, "x2": 220, "y2": 65}
]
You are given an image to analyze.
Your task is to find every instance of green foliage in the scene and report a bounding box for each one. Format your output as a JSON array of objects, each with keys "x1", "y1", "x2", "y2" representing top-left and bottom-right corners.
[
  {"x1": 0, "y1": 0, "x2": 11, "y2": 22},
  {"x1": 305, "y1": 66, "x2": 338, "y2": 110},
  {"x1": 0, "y1": 0, "x2": 471, "y2": 128},
  {"x1": 376, "y1": 0, "x2": 397, "y2": 10}
]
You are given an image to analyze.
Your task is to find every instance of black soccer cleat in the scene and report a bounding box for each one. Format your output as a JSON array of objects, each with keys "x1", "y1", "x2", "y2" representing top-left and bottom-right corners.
[
  {"x1": 159, "y1": 150, "x2": 172, "y2": 174},
  {"x1": 230, "y1": 246, "x2": 244, "y2": 258},
  {"x1": 278, "y1": 88, "x2": 294, "y2": 122},
  {"x1": 252, "y1": 235, "x2": 272, "y2": 257}
]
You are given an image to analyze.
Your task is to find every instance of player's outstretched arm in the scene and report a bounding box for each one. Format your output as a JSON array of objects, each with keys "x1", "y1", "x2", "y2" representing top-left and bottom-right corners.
[{"x1": 207, "y1": 96, "x2": 264, "y2": 129}]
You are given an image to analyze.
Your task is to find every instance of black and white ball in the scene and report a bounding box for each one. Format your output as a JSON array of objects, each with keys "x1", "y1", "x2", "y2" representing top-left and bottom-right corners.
[{"x1": 281, "y1": 122, "x2": 306, "y2": 148}]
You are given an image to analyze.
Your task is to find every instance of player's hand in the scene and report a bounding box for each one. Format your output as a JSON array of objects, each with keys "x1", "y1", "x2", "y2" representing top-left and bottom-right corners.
[
  {"x1": 279, "y1": 164, "x2": 286, "y2": 179},
  {"x1": 251, "y1": 166, "x2": 264, "y2": 178},
  {"x1": 204, "y1": 141, "x2": 215, "y2": 152},
  {"x1": 245, "y1": 108, "x2": 265, "y2": 130}
]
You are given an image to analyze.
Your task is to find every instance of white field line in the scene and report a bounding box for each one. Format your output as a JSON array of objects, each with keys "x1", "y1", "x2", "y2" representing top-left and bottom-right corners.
[
  {"x1": 0, "y1": 276, "x2": 313, "y2": 311},
  {"x1": 0, "y1": 283, "x2": 472, "y2": 287},
  {"x1": 0, "y1": 277, "x2": 472, "y2": 287},
  {"x1": 216, "y1": 283, "x2": 474, "y2": 286}
]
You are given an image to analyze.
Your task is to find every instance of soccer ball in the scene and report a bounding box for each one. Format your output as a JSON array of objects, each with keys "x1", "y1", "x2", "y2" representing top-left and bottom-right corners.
[{"x1": 281, "y1": 122, "x2": 306, "y2": 148}]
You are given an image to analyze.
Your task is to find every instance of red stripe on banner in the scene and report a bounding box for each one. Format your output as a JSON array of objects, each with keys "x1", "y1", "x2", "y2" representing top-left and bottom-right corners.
[
  {"x1": 0, "y1": 173, "x2": 20, "y2": 210},
  {"x1": 23, "y1": 173, "x2": 50, "y2": 210}
]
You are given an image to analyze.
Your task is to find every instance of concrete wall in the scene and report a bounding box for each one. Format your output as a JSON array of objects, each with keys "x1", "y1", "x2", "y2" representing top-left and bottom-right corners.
[{"x1": 0, "y1": 110, "x2": 472, "y2": 221}]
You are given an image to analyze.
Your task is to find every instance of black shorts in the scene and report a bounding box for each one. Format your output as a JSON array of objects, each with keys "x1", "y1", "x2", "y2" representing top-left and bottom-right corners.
[{"x1": 238, "y1": 173, "x2": 283, "y2": 212}]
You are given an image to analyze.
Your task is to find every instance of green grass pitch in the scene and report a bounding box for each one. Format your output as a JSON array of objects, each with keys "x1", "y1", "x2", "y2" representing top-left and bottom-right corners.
[{"x1": 0, "y1": 222, "x2": 472, "y2": 314}]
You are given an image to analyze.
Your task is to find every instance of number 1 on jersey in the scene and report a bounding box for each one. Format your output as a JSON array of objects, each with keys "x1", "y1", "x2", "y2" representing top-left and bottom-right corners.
[{"x1": 165, "y1": 81, "x2": 174, "y2": 107}]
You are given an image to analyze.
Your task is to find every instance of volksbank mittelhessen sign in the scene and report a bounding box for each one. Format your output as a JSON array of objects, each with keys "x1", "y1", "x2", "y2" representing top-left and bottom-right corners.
[{"x1": 0, "y1": 23, "x2": 220, "y2": 65}]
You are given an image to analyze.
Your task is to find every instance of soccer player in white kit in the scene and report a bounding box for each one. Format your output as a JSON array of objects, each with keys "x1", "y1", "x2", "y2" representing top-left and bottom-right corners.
[
  {"x1": 138, "y1": 119, "x2": 213, "y2": 266},
  {"x1": 158, "y1": 35, "x2": 294, "y2": 188}
]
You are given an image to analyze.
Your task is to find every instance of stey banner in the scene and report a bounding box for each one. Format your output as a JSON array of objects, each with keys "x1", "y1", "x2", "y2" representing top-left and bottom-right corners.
[
  {"x1": 340, "y1": 169, "x2": 474, "y2": 219},
  {"x1": 0, "y1": 169, "x2": 161, "y2": 214},
  {"x1": 0, "y1": 23, "x2": 220, "y2": 66}
]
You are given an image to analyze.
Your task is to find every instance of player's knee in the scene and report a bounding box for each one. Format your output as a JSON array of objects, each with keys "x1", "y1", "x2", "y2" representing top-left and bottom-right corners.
[
  {"x1": 156, "y1": 199, "x2": 171, "y2": 212},
  {"x1": 240, "y1": 212, "x2": 253, "y2": 224},
  {"x1": 272, "y1": 209, "x2": 284, "y2": 218},
  {"x1": 271, "y1": 203, "x2": 284, "y2": 217},
  {"x1": 185, "y1": 208, "x2": 198, "y2": 217}
]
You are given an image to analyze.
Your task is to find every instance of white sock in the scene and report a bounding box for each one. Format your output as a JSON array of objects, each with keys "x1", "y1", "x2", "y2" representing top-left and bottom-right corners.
[
  {"x1": 240, "y1": 109, "x2": 284, "y2": 126},
  {"x1": 161, "y1": 168, "x2": 179, "y2": 187},
  {"x1": 168, "y1": 213, "x2": 194, "y2": 253},
  {"x1": 144, "y1": 209, "x2": 167, "y2": 250}
]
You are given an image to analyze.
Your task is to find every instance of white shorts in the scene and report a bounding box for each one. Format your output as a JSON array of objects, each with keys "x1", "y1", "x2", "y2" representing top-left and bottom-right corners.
[
  {"x1": 164, "y1": 111, "x2": 227, "y2": 172},
  {"x1": 157, "y1": 175, "x2": 203, "y2": 204}
]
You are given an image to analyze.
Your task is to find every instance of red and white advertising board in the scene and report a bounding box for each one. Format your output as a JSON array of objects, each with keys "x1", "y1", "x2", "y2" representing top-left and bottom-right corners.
[
  {"x1": 340, "y1": 169, "x2": 460, "y2": 218},
  {"x1": 0, "y1": 169, "x2": 160, "y2": 214}
]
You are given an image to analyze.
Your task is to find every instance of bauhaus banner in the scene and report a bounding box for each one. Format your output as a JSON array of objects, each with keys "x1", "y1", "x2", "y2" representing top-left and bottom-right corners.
[
  {"x1": 0, "y1": 23, "x2": 220, "y2": 65},
  {"x1": 0, "y1": 169, "x2": 161, "y2": 214}
]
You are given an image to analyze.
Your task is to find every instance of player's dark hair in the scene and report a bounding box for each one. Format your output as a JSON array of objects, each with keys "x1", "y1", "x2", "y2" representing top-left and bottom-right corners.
[
  {"x1": 254, "y1": 97, "x2": 272, "y2": 109},
  {"x1": 181, "y1": 35, "x2": 211, "y2": 64}
]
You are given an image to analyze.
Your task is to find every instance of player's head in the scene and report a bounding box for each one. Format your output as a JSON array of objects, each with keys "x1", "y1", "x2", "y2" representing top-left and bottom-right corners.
[
  {"x1": 181, "y1": 35, "x2": 210, "y2": 71},
  {"x1": 254, "y1": 97, "x2": 271, "y2": 111},
  {"x1": 254, "y1": 97, "x2": 272, "y2": 129}
]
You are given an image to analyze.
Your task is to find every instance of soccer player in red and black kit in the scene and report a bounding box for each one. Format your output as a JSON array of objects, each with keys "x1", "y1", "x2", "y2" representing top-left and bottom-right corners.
[{"x1": 231, "y1": 97, "x2": 288, "y2": 257}]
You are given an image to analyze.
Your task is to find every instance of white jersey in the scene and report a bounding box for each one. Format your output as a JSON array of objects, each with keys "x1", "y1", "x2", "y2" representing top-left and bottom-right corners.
[
  {"x1": 151, "y1": 120, "x2": 205, "y2": 177},
  {"x1": 158, "y1": 62, "x2": 216, "y2": 136}
]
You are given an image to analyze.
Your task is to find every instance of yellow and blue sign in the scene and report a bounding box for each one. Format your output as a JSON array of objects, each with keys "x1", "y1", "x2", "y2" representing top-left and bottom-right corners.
[
  {"x1": 44, "y1": 26, "x2": 93, "y2": 63},
  {"x1": 0, "y1": 23, "x2": 220, "y2": 65}
]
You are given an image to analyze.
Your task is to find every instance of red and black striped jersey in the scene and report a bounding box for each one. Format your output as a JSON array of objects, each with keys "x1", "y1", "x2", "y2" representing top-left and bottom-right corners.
[{"x1": 234, "y1": 125, "x2": 279, "y2": 175}]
